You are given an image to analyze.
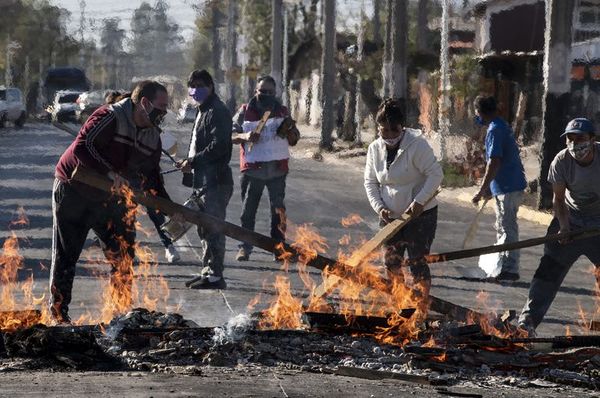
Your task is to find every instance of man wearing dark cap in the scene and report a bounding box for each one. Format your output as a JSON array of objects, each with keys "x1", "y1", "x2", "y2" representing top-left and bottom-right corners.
[{"x1": 519, "y1": 118, "x2": 600, "y2": 336}]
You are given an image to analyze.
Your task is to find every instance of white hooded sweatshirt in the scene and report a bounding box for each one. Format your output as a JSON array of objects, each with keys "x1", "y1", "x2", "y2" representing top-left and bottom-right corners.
[{"x1": 364, "y1": 128, "x2": 443, "y2": 218}]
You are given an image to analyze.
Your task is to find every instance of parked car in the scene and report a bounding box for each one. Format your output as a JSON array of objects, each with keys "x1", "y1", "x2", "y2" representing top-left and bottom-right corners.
[
  {"x1": 76, "y1": 90, "x2": 106, "y2": 123},
  {"x1": 177, "y1": 100, "x2": 196, "y2": 124},
  {"x1": 49, "y1": 90, "x2": 82, "y2": 123},
  {"x1": 0, "y1": 86, "x2": 27, "y2": 128}
]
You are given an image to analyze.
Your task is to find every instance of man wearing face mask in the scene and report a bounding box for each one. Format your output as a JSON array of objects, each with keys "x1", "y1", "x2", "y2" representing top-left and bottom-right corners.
[
  {"x1": 50, "y1": 80, "x2": 170, "y2": 324},
  {"x1": 231, "y1": 75, "x2": 300, "y2": 262},
  {"x1": 518, "y1": 118, "x2": 600, "y2": 336},
  {"x1": 177, "y1": 69, "x2": 233, "y2": 289},
  {"x1": 471, "y1": 96, "x2": 527, "y2": 282}
]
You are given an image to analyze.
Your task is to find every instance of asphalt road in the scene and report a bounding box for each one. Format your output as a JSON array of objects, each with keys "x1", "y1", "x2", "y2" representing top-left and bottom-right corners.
[{"x1": 1, "y1": 122, "x2": 598, "y2": 336}]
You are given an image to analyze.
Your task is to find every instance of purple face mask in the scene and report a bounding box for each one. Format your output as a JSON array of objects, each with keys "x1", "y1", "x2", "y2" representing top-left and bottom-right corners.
[{"x1": 189, "y1": 87, "x2": 209, "y2": 103}]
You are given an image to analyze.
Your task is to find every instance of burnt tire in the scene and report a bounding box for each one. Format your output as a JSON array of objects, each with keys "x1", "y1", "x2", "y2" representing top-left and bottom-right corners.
[{"x1": 15, "y1": 112, "x2": 26, "y2": 128}]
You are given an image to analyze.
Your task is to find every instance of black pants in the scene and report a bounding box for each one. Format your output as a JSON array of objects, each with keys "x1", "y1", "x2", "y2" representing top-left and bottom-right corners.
[
  {"x1": 146, "y1": 207, "x2": 172, "y2": 248},
  {"x1": 49, "y1": 179, "x2": 136, "y2": 318},
  {"x1": 383, "y1": 206, "x2": 438, "y2": 293},
  {"x1": 239, "y1": 173, "x2": 286, "y2": 252}
]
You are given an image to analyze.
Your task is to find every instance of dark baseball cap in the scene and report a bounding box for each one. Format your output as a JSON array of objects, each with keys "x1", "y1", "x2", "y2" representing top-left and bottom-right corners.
[{"x1": 562, "y1": 118, "x2": 594, "y2": 136}]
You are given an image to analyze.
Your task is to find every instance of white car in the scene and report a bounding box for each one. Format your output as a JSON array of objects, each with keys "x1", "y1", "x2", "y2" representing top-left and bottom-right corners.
[
  {"x1": 177, "y1": 101, "x2": 196, "y2": 124},
  {"x1": 0, "y1": 87, "x2": 27, "y2": 128},
  {"x1": 50, "y1": 90, "x2": 82, "y2": 123}
]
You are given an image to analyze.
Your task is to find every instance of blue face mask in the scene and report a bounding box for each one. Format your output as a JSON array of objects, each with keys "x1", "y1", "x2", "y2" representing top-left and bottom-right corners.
[
  {"x1": 189, "y1": 87, "x2": 209, "y2": 103},
  {"x1": 474, "y1": 115, "x2": 486, "y2": 126}
]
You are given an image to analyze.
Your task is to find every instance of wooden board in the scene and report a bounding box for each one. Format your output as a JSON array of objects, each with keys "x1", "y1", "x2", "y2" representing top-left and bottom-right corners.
[{"x1": 311, "y1": 190, "x2": 440, "y2": 300}]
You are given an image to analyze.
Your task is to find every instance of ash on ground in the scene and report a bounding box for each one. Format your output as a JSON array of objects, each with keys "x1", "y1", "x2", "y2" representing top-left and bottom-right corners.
[{"x1": 1, "y1": 308, "x2": 599, "y2": 393}]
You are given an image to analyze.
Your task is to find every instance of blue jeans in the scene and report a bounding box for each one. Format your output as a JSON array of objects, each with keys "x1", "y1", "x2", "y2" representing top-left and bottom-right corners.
[{"x1": 239, "y1": 173, "x2": 287, "y2": 252}]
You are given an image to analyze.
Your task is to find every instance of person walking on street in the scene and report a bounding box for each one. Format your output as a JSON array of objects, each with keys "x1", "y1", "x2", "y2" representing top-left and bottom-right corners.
[
  {"x1": 471, "y1": 96, "x2": 527, "y2": 282},
  {"x1": 177, "y1": 70, "x2": 233, "y2": 289},
  {"x1": 364, "y1": 98, "x2": 443, "y2": 305},
  {"x1": 519, "y1": 118, "x2": 600, "y2": 336},
  {"x1": 232, "y1": 75, "x2": 300, "y2": 262}
]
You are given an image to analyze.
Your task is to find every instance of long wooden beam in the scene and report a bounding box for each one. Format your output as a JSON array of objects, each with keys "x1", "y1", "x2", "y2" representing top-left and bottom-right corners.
[
  {"x1": 408, "y1": 228, "x2": 600, "y2": 267},
  {"x1": 70, "y1": 167, "x2": 485, "y2": 322}
]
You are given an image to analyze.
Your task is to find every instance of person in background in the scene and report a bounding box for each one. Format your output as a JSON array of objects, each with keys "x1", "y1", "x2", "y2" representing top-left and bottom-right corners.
[
  {"x1": 232, "y1": 75, "x2": 300, "y2": 262},
  {"x1": 177, "y1": 69, "x2": 233, "y2": 289},
  {"x1": 471, "y1": 95, "x2": 527, "y2": 282}
]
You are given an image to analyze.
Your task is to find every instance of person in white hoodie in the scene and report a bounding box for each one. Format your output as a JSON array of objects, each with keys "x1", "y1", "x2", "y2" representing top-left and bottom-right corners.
[{"x1": 364, "y1": 99, "x2": 444, "y2": 297}]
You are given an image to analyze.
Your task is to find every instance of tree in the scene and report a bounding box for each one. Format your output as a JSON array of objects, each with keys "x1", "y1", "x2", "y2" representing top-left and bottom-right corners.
[
  {"x1": 389, "y1": 0, "x2": 408, "y2": 106},
  {"x1": 271, "y1": 0, "x2": 283, "y2": 95},
  {"x1": 130, "y1": 1, "x2": 184, "y2": 78},
  {"x1": 320, "y1": 0, "x2": 336, "y2": 151},
  {"x1": 225, "y1": 0, "x2": 238, "y2": 111},
  {"x1": 416, "y1": 0, "x2": 429, "y2": 53},
  {"x1": 100, "y1": 18, "x2": 125, "y2": 88}
]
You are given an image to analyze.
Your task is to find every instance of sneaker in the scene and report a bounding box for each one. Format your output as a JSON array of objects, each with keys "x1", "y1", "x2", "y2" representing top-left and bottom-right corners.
[
  {"x1": 236, "y1": 247, "x2": 250, "y2": 261},
  {"x1": 50, "y1": 308, "x2": 72, "y2": 326},
  {"x1": 165, "y1": 244, "x2": 180, "y2": 263},
  {"x1": 189, "y1": 276, "x2": 227, "y2": 290},
  {"x1": 494, "y1": 271, "x2": 520, "y2": 282},
  {"x1": 517, "y1": 323, "x2": 537, "y2": 338}
]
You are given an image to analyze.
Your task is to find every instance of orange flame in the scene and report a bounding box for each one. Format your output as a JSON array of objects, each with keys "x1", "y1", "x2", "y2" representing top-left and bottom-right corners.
[{"x1": 341, "y1": 214, "x2": 363, "y2": 227}]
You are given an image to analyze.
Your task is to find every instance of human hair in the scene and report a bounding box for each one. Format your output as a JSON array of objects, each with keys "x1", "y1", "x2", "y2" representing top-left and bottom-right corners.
[
  {"x1": 474, "y1": 95, "x2": 497, "y2": 115},
  {"x1": 131, "y1": 80, "x2": 167, "y2": 104},
  {"x1": 257, "y1": 75, "x2": 276, "y2": 87},
  {"x1": 375, "y1": 98, "x2": 405, "y2": 128},
  {"x1": 187, "y1": 69, "x2": 214, "y2": 88}
]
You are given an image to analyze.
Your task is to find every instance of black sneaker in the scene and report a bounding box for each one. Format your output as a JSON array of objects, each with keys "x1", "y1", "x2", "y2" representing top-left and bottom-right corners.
[
  {"x1": 50, "y1": 309, "x2": 72, "y2": 326},
  {"x1": 236, "y1": 247, "x2": 250, "y2": 261},
  {"x1": 494, "y1": 271, "x2": 520, "y2": 282},
  {"x1": 189, "y1": 277, "x2": 227, "y2": 290}
]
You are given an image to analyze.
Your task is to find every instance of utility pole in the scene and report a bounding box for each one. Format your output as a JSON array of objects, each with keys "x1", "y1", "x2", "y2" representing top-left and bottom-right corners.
[
  {"x1": 354, "y1": 2, "x2": 365, "y2": 147},
  {"x1": 372, "y1": 0, "x2": 382, "y2": 44},
  {"x1": 211, "y1": 2, "x2": 223, "y2": 94},
  {"x1": 320, "y1": 0, "x2": 336, "y2": 151},
  {"x1": 381, "y1": 0, "x2": 392, "y2": 98},
  {"x1": 271, "y1": 0, "x2": 283, "y2": 96},
  {"x1": 389, "y1": 0, "x2": 408, "y2": 107},
  {"x1": 79, "y1": 0, "x2": 87, "y2": 69},
  {"x1": 416, "y1": 0, "x2": 429, "y2": 53},
  {"x1": 437, "y1": 0, "x2": 450, "y2": 162},
  {"x1": 282, "y1": 8, "x2": 290, "y2": 107},
  {"x1": 538, "y1": 0, "x2": 575, "y2": 209},
  {"x1": 225, "y1": 0, "x2": 238, "y2": 112}
]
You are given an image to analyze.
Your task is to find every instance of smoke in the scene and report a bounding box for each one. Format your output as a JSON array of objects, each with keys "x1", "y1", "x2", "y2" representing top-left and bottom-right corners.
[{"x1": 212, "y1": 313, "x2": 255, "y2": 345}]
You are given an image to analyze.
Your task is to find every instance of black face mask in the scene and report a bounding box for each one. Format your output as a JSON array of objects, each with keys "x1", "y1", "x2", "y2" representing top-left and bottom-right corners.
[
  {"x1": 145, "y1": 101, "x2": 166, "y2": 127},
  {"x1": 257, "y1": 94, "x2": 276, "y2": 108}
]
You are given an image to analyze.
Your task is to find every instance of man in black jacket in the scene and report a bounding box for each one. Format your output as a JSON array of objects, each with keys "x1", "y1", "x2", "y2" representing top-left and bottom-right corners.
[{"x1": 177, "y1": 70, "x2": 233, "y2": 289}]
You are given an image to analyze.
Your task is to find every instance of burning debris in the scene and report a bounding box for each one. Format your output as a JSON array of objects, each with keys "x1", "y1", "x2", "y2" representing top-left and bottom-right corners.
[{"x1": 0, "y1": 308, "x2": 598, "y2": 391}]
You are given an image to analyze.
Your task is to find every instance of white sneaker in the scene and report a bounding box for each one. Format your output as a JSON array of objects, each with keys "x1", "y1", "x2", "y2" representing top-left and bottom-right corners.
[{"x1": 165, "y1": 244, "x2": 180, "y2": 263}]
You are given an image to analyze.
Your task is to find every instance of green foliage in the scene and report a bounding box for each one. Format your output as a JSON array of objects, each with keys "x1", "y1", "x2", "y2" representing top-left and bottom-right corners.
[
  {"x1": 130, "y1": 0, "x2": 185, "y2": 78},
  {"x1": 0, "y1": 0, "x2": 80, "y2": 87},
  {"x1": 450, "y1": 54, "x2": 480, "y2": 99},
  {"x1": 441, "y1": 161, "x2": 472, "y2": 188}
]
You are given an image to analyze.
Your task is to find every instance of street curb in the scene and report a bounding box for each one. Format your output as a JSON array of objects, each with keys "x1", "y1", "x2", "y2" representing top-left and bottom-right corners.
[{"x1": 439, "y1": 190, "x2": 553, "y2": 226}]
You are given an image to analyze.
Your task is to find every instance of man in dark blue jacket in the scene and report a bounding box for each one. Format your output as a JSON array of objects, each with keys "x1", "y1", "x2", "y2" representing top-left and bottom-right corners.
[{"x1": 178, "y1": 70, "x2": 233, "y2": 289}]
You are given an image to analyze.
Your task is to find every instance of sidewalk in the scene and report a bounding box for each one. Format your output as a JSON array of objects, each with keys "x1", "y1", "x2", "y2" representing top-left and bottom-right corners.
[{"x1": 294, "y1": 124, "x2": 553, "y2": 226}]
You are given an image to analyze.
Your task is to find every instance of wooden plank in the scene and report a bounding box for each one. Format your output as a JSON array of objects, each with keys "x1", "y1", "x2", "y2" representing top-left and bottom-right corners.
[
  {"x1": 415, "y1": 227, "x2": 600, "y2": 266},
  {"x1": 461, "y1": 199, "x2": 488, "y2": 249},
  {"x1": 512, "y1": 92, "x2": 527, "y2": 140},
  {"x1": 333, "y1": 366, "x2": 431, "y2": 385},
  {"x1": 248, "y1": 110, "x2": 271, "y2": 151},
  {"x1": 70, "y1": 167, "x2": 485, "y2": 322},
  {"x1": 311, "y1": 189, "x2": 440, "y2": 300}
]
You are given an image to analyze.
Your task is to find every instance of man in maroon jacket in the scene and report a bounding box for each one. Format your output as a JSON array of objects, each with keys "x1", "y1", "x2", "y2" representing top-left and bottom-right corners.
[
  {"x1": 232, "y1": 75, "x2": 299, "y2": 261},
  {"x1": 50, "y1": 80, "x2": 169, "y2": 324}
]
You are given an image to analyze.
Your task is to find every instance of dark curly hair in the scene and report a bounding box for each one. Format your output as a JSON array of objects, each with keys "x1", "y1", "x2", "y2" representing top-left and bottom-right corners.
[
  {"x1": 474, "y1": 95, "x2": 497, "y2": 116},
  {"x1": 375, "y1": 98, "x2": 405, "y2": 129}
]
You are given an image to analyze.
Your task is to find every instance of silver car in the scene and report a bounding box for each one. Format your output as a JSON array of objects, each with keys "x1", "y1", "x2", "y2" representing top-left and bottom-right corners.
[{"x1": 0, "y1": 87, "x2": 27, "y2": 128}]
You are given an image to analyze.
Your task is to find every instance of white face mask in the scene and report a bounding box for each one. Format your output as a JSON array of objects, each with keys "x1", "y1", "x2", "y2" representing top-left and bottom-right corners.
[
  {"x1": 567, "y1": 140, "x2": 593, "y2": 161},
  {"x1": 380, "y1": 132, "x2": 404, "y2": 147}
]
